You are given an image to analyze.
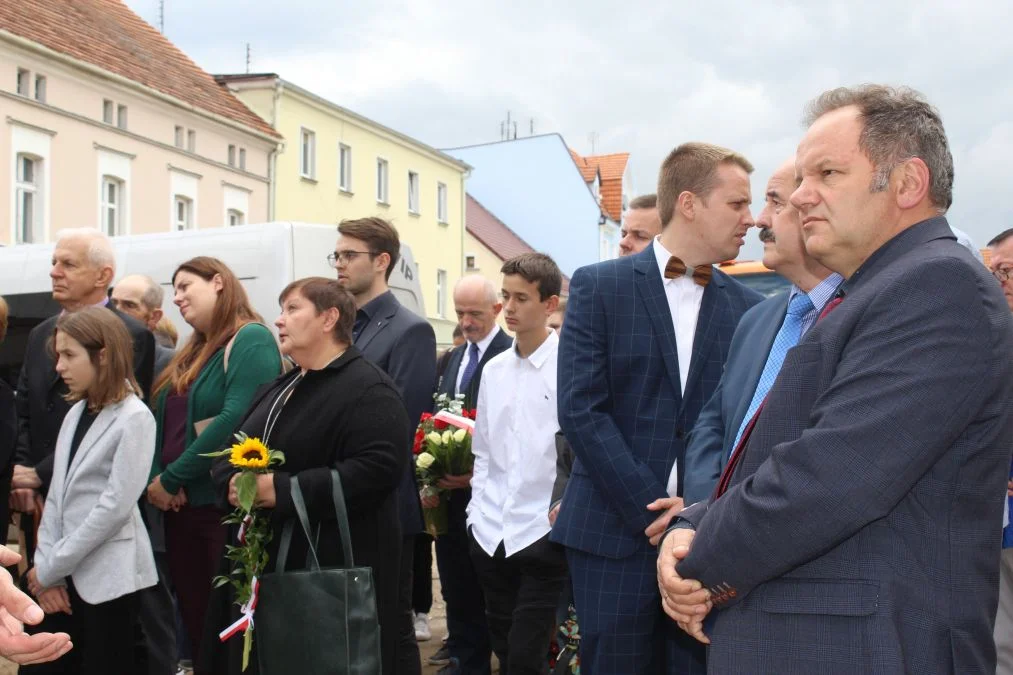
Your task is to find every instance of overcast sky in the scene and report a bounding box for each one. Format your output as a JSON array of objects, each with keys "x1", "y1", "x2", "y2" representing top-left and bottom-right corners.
[{"x1": 127, "y1": 0, "x2": 1013, "y2": 259}]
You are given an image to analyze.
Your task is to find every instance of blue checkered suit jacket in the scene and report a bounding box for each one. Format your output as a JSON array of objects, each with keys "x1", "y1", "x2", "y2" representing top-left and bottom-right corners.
[
  {"x1": 551, "y1": 247, "x2": 762, "y2": 559},
  {"x1": 677, "y1": 218, "x2": 1013, "y2": 673}
]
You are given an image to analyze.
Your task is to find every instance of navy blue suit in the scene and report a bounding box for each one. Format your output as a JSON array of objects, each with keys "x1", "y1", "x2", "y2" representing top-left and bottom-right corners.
[
  {"x1": 677, "y1": 218, "x2": 1013, "y2": 673},
  {"x1": 552, "y1": 247, "x2": 762, "y2": 673},
  {"x1": 681, "y1": 292, "x2": 790, "y2": 504}
]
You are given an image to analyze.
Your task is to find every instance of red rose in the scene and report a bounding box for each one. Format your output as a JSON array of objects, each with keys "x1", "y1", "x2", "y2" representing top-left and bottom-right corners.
[
  {"x1": 420, "y1": 412, "x2": 433, "y2": 422},
  {"x1": 433, "y1": 418, "x2": 449, "y2": 430},
  {"x1": 469, "y1": 409, "x2": 478, "y2": 420}
]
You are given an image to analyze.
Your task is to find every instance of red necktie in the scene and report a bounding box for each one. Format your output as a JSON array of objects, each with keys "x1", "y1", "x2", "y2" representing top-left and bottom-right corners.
[
  {"x1": 712, "y1": 292, "x2": 845, "y2": 499},
  {"x1": 665, "y1": 257, "x2": 712, "y2": 287}
]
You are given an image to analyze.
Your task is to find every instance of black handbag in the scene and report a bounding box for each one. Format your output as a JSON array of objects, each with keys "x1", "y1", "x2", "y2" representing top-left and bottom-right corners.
[{"x1": 255, "y1": 470, "x2": 382, "y2": 674}]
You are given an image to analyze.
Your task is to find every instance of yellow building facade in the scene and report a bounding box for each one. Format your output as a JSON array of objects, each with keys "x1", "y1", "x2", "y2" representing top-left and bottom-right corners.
[{"x1": 218, "y1": 74, "x2": 470, "y2": 344}]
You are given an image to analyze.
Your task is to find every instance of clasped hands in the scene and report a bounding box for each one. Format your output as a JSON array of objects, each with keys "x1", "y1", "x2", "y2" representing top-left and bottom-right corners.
[
  {"x1": 419, "y1": 472, "x2": 472, "y2": 509},
  {"x1": 9, "y1": 465, "x2": 42, "y2": 514},
  {"x1": 657, "y1": 528, "x2": 712, "y2": 644},
  {"x1": 227, "y1": 472, "x2": 277, "y2": 509},
  {"x1": 146, "y1": 475, "x2": 188, "y2": 512},
  {"x1": 25, "y1": 569, "x2": 71, "y2": 617}
]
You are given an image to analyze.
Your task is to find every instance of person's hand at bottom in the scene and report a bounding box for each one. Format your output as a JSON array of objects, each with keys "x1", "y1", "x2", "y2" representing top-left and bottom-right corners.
[
  {"x1": 656, "y1": 527, "x2": 712, "y2": 644},
  {"x1": 0, "y1": 548, "x2": 72, "y2": 665}
]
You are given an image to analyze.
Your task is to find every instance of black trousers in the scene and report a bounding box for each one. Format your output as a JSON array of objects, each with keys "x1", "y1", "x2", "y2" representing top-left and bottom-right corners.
[
  {"x1": 22, "y1": 581, "x2": 144, "y2": 675},
  {"x1": 435, "y1": 491, "x2": 491, "y2": 674},
  {"x1": 412, "y1": 532, "x2": 434, "y2": 614},
  {"x1": 137, "y1": 551, "x2": 178, "y2": 675},
  {"x1": 397, "y1": 533, "x2": 422, "y2": 675},
  {"x1": 469, "y1": 534, "x2": 568, "y2": 675}
]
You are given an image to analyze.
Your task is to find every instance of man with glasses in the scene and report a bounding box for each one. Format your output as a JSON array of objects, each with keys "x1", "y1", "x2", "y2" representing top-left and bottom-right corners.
[
  {"x1": 989, "y1": 228, "x2": 1013, "y2": 675},
  {"x1": 333, "y1": 217, "x2": 437, "y2": 675}
]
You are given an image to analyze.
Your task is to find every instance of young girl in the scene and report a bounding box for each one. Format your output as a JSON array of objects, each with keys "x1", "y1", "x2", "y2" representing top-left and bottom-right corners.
[{"x1": 24, "y1": 307, "x2": 158, "y2": 674}]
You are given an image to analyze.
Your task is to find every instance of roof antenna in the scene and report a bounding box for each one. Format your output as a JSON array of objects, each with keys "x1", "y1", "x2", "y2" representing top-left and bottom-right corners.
[
  {"x1": 158, "y1": 0, "x2": 165, "y2": 32},
  {"x1": 530, "y1": 118, "x2": 534, "y2": 136},
  {"x1": 245, "y1": 43, "x2": 251, "y2": 73}
]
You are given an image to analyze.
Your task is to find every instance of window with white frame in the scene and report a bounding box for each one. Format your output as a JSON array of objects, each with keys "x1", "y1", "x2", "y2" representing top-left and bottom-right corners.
[
  {"x1": 339, "y1": 144, "x2": 352, "y2": 191},
  {"x1": 16, "y1": 68, "x2": 30, "y2": 96},
  {"x1": 187, "y1": 130, "x2": 196, "y2": 153},
  {"x1": 174, "y1": 125, "x2": 184, "y2": 148},
  {"x1": 174, "y1": 196, "x2": 193, "y2": 231},
  {"x1": 103, "y1": 99, "x2": 114, "y2": 124},
  {"x1": 437, "y1": 182, "x2": 448, "y2": 223},
  {"x1": 228, "y1": 145, "x2": 236, "y2": 167},
  {"x1": 117, "y1": 104, "x2": 128, "y2": 130},
  {"x1": 227, "y1": 209, "x2": 245, "y2": 227},
  {"x1": 239, "y1": 148, "x2": 246, "y2": 171},
  {"x1": 376, "y1": 158, "x2": 389, "y2": 203},
  {"x1": 436, "y1": 269, "x2": 448, "y2": 318},
  {"x1": 15, "y1": 154, "x2": 42, "y2": 244},
  {"x1": 300, "y1": 128, "x2": 316, "y2": 179},
  {"x1": 34, "y1": 75, "x2": 46, "y2": 103},
  {"x1": 101, "y1": 176, "x2": 125, "y2": 237},
  {"x1": 408, "y1": 171, "x2": 420, "y2": 214},
  {"x1": 465, "y1": 254, "x2": 477, "y2": 271}
]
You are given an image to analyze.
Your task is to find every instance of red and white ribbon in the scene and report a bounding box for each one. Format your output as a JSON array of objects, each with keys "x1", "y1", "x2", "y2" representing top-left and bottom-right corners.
[
  {"x1": 237, "y1": 514, "x2": 254, "y2": 545},
  {"x1": 219, "y1": 576, "x2": 260, "y2": 642},
  {"x1": 433, "y1": 410, "x2": 474, "y2": 433}
]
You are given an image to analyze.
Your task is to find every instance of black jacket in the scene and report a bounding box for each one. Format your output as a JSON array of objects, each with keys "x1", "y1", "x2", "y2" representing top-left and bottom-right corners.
[
  {"x1": 208, "y1": 347, "x2": 409, "y2": 675},
  {"x1": 0, "y1": 380, "x2": 17, "y2": 530},
  {"x1": 353, "y1": 290, "x2": 436, "y2": 537},
  {"x1": 434, "y1": 327, "x2": 513, "y2": 410},
  {"x1": 14, "y1": 308, "x2": 155, "y2": 490}
]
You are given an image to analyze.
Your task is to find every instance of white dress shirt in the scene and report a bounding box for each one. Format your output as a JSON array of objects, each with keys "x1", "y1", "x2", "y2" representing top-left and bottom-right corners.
[
  {"x1": 455, "y1": 325, "x2": 503, "y2": 396},
  {"x1": 652, "y1": 237, "x2": 705, "y2": 396},
  {"x1": 467, "y1": 330, "x2": 559, "y2": 557}
]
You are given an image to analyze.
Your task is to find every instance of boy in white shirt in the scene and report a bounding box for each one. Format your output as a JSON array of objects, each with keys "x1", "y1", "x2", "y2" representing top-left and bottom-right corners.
[{"x1": 467, "y1": 253, "x2": 567, "y2": 674}]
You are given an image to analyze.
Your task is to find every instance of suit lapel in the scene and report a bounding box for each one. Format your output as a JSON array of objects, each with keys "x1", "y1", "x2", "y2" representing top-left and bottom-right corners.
[
  {"x1": 728, "y1": 295, "x2": 788, "y2": 438},
  {"x1": 439, "y1": 347, "x2": 464, "y2": 397},
  {"x1": 64, "y1": 402, "x2": 117, "y2": 489},
  {"x1": 355, "y1": 298, "x2": 397, "y2": 353},
  {"x1": 634, "y1": 254, "x2": 683, "y2": 400}
]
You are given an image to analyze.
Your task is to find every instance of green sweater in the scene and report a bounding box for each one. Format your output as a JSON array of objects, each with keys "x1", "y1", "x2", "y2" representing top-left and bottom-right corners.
[{"x1": 152, "y1": 323, "x2": 283, "y2": 506}]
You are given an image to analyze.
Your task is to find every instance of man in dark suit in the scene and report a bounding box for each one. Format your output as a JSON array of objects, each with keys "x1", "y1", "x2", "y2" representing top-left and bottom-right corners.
[
  {"x1": 334, "y1": 217, "x2": 436, "y2": 675},
  {"x1": 429, "y1": 274, "x2": 511, "y2": 674},
  {"x1": 552, "y1": 142, "x2": 763, "y2": 674},
  {"x1": 661, "y1": 85, "x2": 1013, "y2": 674},
  {"x1": 112, "y1": 274, "x2": 174, "y2": 376},
  {"x1": 672, "y1": 158, "x2": 841, "y2": 508}
]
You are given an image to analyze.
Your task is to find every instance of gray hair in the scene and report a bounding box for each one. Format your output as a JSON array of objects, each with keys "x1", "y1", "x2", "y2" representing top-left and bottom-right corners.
[
  {"x1": 454, "y1": 274, "x2": 498, "y2": 304},
  {"x1": 120, "y1": 273, "x2": 164, "y2": 310},
  {"x1": 56, "y1": 227, "x2": 117, "y2": 271},
  {"x1": 804, "y1": 85, "x2": 954, "y2": 213}
]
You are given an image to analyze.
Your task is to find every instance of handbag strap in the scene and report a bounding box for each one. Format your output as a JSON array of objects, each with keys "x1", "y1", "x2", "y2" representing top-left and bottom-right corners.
[{"x1": 272, "y1": 470, "x2": 355, "y2": 572}]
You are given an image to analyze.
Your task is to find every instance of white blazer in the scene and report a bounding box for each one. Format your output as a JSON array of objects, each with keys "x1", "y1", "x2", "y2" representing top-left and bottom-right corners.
[{"x1": 34, "y1": 395, "x2": 158, "y2": 604}]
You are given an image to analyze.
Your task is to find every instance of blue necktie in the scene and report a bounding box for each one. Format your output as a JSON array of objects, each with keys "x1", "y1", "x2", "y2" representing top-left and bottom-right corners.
[
  {"x1": 730, "y1": 293, "x2": 814, "y2": 455},
  {"x1": 458, "y1": 342, "x2": 480, "y2": 395}
]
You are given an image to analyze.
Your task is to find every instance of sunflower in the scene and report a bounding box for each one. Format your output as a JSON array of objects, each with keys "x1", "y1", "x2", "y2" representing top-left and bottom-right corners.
[{"x1": 229, "y1": 437, "x2": 270, "y2": 469}]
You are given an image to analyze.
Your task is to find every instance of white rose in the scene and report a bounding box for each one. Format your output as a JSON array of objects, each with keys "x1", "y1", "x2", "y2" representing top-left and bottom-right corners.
[
  {"x1": 417, "y1": 452, "x2": 436, "y2": 470},
  {"x1": 452, "y1": 428, "x2": 468, "y2": 443},
  {"x1": 442, "y1": 430, "x2": 452, "y2": 445},
  {"x1": 427, "y1": 431, "x2": 443, "y2": 446}
]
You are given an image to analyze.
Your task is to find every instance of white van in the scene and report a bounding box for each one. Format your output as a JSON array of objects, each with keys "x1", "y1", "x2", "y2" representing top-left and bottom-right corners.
[{"x1": 0, "y1": 222, "x2": 426, "y2": 382}]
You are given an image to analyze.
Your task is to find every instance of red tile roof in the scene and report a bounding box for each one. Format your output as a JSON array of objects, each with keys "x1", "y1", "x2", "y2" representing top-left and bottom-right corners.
[
  {"x1": 569, "y1": 150, "x2": 630, "y2": 221},
  {"x1": 466, "y1": 195, "x2": 569, "y2": 294},
  {"x1": 0, "y1": 0, "x2": 279, "y2": 138}
]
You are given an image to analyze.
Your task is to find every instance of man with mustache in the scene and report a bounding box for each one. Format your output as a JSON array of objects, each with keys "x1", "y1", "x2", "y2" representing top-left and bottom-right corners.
[{"x1": 658, "y1": 85, "x2": 1013, "y2": 674}]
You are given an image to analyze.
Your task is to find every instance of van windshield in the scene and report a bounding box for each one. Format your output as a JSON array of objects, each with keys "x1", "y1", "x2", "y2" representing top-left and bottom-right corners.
[{"x1": 733, "y1": 272, "x2": 792, "y2": 298}]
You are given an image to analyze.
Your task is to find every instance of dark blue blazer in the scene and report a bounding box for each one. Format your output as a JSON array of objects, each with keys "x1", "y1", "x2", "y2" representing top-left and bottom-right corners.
[
  {"x1": 552, "y1": 247, "x2": 762, "y2": 558},
  {"x1": 677, "y1": 218, "x2": 1013, "y2": 673},
  {"x1": 354, "y1": 290, "x2": 436, "y2": 537},
  {"x1": 682, "y1": 292, "x2": 789, "y2": 504}
]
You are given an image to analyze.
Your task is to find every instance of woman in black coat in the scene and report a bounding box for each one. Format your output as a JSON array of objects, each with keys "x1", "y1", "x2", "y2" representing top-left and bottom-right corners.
[{"x1": 206, "y1": 278, "x2": 408, "y2": 675}]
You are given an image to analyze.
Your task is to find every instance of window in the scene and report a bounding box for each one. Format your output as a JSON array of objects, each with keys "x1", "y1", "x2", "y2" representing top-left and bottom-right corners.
[
  {"x1": 408, "y1": 171, "x2": 420, "y2": 214},
  {"x1": 300, "y1": 128, "x2": 316, "y2": 179},
  {"x1": 465, "y1": 254, "x2": 477, "y2": 271},
  {"x1": 376, "y1": 158, "x2": 389, "y2": 204},
  {"x1": 227, "y1": 209, "x2": 245, "y2": 227},
  {"x1": 15, "y1": 154, "x2": 42, "y2": 244},
  {"x1": 187, "y1": 130, "x2": 196, "y2": 153},
  {"x1": 239, "y1": 148, "x2": 247, "y2": 171},
  {"x1": 174, "y1": 195, "x2": 193, "y2": 231},
  {"x1": 437, "y1": 182, "x2": 448, "y2": 223},
  {"x1": 103, "y1": 99, "x2": 114, "y2": 124},
  {"x1": 34, "y1": 75, "x2": 46, "y2": 103},
  {"x1": 174, "y1": 125, "x2": 184, "y2": 148},
  {"x1": 16, "y1": 68, "x2": 30, "y2": 96},
  {"x1": 228, "y1": 145, "x2": 236, "y2": 167},
  {"x1": 117, "y1": 104, "x2": 128, "y2": 130},
  {"x1": 436, "y1": 269, "x2": 448, "y2": 319},
  {"x1": 339, "y1": 144, "x2": 352, "y2": 191},
  {"x1": 101, "y1": 177, "x2": 124, "y2": 236}
]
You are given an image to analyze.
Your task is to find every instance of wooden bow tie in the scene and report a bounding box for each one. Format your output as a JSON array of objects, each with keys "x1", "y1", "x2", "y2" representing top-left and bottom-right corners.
[{"x1": 665, "y1": 256, "x2": 712, "y2": 286}]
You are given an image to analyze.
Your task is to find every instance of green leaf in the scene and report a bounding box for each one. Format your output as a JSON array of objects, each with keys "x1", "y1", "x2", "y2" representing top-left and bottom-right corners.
[
  {"x1": 236, "y1": 471, "x2": 258, "y2": 513},
  {"x1": 269, "y1": 450, "x2": 286, "y2": 465},
  {"x1": 199, "y1": 448, "x2": 232, "y2": 458}
]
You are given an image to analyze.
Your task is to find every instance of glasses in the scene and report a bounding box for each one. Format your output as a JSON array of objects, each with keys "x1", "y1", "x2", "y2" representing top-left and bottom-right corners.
[
  {"x1": 993, "y1": 266, "x2": 1013, "y2": 283},
  {"x1": 326, "y1": 250, "x2": 375, "y2": 268}
]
